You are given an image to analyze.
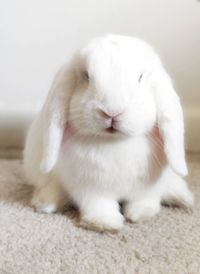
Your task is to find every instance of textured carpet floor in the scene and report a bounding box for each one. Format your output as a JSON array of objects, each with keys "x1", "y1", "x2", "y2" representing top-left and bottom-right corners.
[{"x1": 0, "y1": 154, "x2": 199, "y2": 274}]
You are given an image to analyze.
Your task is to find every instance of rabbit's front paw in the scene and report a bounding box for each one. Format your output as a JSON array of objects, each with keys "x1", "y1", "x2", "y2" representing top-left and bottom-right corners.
[
  {"x1": 124, "y1": 200, "x2": 161, "y2": 222},
  {"x1": 81, "y1": 210, "x2": 124, "y2": 232},
  {"x1": 79, "y1": 197, "x2": 124, "y2": 232}
]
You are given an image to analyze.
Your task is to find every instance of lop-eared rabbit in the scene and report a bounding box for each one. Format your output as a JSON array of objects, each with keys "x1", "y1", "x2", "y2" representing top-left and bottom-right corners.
[{"x1": 24, "y1": 35, "x2": 193, "y2": 231}]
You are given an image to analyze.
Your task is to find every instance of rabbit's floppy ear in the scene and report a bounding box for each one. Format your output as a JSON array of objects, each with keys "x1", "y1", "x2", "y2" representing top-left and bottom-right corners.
[
  {"x1": 40, "y1": 64, "x2": 75, "y2": 173},
  {"x1": 151, "y1": 64, "x2": 188, "y2": 177}
]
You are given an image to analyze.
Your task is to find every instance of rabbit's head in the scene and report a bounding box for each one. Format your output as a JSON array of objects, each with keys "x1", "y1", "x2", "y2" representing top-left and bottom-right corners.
[
  {"x1": 68, "y1": 36, "x2": 156, "y2": 138},
  {"x1": 41, "y1": 35, "x2": 187, "y2": 177}
]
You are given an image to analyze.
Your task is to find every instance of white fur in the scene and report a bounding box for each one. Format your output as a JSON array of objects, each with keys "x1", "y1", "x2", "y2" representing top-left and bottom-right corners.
[{"x1": 24, "y1": 34, "x2": 194, "y2": 231}]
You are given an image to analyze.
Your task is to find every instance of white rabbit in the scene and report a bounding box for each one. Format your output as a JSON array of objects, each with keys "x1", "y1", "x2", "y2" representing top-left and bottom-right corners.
[{"x1": 24, "y1": 34, "x2": 194, "y2": 231}]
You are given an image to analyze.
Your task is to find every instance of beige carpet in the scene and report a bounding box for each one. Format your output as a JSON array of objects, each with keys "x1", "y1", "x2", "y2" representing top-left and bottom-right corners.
[{"x1": 0, "y1": 154, "x2": 200, "y2": 274}]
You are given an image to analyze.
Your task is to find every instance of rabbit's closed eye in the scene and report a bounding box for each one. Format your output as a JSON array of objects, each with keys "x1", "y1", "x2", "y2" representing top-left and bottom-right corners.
[
  {"x1": 82, "y1": 71, "x2": 89, "y2": 82},
  {"x1": 138, "y1": 73, "x2": 143, "y2": 83}
]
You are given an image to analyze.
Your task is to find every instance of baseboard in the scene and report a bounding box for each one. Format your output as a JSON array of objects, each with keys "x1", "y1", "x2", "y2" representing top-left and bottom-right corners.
[
  {"x1": 0, "y1": 106, "x2": 199, "y2": 152},
  {"x1": 184, "y1": 107, "x2": 200, "y2": 152},
  {"x1": 0, "y1": 105, "x2": 38, "y2": 149},
  {"x1": 0, "y1": 148, "x2": 22, "y2": 159}
]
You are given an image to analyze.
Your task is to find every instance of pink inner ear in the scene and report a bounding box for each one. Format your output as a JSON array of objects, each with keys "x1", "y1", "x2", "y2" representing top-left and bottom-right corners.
[
  {"x1": 62, "y1": 122, "x2": 72, "y2": 144},
  {"x1": 147, "y1": 124, "x2": 167, "y2": 183},
  {"x1": 150, "y1": 123, "x2": 166, "y2": 165},
  {"x1": 153, "y1": 124, "x2": 164, "y2": 147}
]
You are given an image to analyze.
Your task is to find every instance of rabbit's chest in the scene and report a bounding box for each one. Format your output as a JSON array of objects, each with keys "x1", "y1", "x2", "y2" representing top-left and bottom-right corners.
[{"x1": 57, "y1": 136, "x2": 151, "y2": 197}]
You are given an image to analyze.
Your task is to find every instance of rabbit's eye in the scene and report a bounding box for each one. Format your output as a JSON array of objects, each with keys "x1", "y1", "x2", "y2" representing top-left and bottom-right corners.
[
  {"x1": 138, "y1": 73, "x2": 143, "y2": 83},
  {"x1": 82, "y1": 71, "x2": 89, "y2": 81}
]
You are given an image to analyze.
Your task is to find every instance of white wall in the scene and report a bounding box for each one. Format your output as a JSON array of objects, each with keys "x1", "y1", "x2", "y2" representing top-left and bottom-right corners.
[{"x1": 0, "y1": 0, "x2": 200, "y2": 149}]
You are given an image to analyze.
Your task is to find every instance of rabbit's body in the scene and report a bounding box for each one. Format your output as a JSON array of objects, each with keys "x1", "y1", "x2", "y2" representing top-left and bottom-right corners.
[
  {"x1": 58, "y1": 134, "x2": 150, "y2": 199},
  {"x1": 24, "y1": 34, "x2": 194, "y2": 231}
]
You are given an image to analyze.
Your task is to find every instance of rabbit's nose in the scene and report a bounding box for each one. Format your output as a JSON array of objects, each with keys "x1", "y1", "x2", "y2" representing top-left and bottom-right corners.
[{"x1": 99, "y1": 109, "x2": 123, "y2": 120}]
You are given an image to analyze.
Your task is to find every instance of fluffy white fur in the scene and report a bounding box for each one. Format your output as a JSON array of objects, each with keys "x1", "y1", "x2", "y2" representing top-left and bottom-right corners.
[{"x1": 24, "y1": 34, "x2": 194, "y2": 231}]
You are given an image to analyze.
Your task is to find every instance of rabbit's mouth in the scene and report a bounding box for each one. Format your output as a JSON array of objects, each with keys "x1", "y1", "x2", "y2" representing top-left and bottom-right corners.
[
  {"x1": 104, "y1": 124, "x2": 126, "y2": 137},
  {"x1": 105, "y1": 126, "x2": 118, "y2": 134},
  {"x1": 104, "y1": 116, "x2": 121, "y2": 135}
]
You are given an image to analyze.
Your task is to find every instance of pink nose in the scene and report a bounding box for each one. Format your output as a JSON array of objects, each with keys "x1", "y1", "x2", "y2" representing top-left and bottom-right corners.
[{"x1": 99, "y1": 109, "x2": 123, "y2": 120}]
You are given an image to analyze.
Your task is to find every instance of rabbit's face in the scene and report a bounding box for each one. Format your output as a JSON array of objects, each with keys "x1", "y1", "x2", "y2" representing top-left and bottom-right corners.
[
  {"x1": 41, "y1": 35, "x2": 187, "y2": 176},
  {"x1": 68, "y1": 36, "x2": 157, "y2": 139}
]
